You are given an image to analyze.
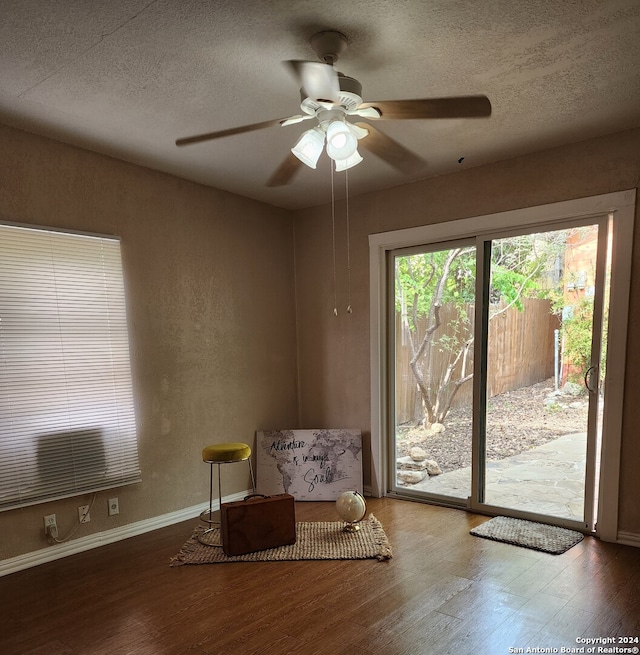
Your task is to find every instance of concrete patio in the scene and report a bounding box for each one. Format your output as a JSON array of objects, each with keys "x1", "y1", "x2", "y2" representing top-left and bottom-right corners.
[{"x1": 407, "y1": 432, "x2": 587, "y2": 521}]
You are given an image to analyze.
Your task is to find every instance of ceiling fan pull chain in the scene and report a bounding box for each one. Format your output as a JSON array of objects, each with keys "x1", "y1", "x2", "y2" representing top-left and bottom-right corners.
[
  {"x1": 331, "y1": 165, "x2": 338, "y2": 316},
  {"x1": 345, "y1": 170, "x2": 353, "y2": 314}
]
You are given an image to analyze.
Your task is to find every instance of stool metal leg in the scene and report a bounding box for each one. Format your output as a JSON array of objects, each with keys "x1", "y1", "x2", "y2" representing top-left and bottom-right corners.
[
  {"x1": 197, "y1": 456, "x2": 254, "y2": 547},
  {"x1": 199, "y1": 462, "x2": 223, "y2": 547},
  {"x1": 248, "y1": 457, "x2": 256, "y2": 492},
  {"x1": 210, "y1": 463, "x2": 215, "y2": 523},
  {"x1": 198, "y1": 463, "x2": 216, "y2": 525}
]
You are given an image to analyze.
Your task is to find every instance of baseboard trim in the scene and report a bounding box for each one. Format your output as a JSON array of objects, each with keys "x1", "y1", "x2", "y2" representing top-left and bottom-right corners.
[
  {"x1": 617, "y1": 530, "x2": 640, "y2": 548},
  {"x1": 0, "y1": 490, "x2": 250, "y2": 577}
]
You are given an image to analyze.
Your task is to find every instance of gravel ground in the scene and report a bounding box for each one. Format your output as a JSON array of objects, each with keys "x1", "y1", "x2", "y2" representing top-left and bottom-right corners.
[{"x1": 396, "y1": 378, "x2": 590, "y2": 473}]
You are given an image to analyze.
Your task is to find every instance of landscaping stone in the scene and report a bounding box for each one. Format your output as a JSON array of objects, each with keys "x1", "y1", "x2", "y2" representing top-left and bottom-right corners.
[
  {"x1": 397, "y1": 469, "x2": 427, "y2": 485},
  {"x1": 425, "y1": 459, "x2": 442, "y2": 476},
  {"x1": 397, "y1": 455, "x2": 442, "y2": 477},
  {"x1": 409, "y1": 446, "x2": 427, "y2": 461},
  {"x1": 397, "y1": 456, "x2": 426, "y2": 471}
]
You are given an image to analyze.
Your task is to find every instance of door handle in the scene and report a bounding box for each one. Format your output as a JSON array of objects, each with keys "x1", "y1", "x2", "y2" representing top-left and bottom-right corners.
[{"x1": 584, "y1": 365, "x2": 598, "y2": 394}]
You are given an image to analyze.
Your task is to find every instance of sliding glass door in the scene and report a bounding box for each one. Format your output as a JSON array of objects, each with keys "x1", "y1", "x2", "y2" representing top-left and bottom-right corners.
[
  {"x1": 389, "y1": 218, "x2": 610, "y2": 531},
  {"x1": 390, "y1": 240, "x2": 476, "y2": 504},
  {"x1": 478, "y1": 222, "x2": 607, "y2": 530}
]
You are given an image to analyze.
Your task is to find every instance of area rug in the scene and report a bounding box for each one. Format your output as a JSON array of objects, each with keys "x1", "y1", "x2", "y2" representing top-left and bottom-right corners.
[
  {"x1": 170, "y1": 514, "x2": 392, "y2": 566},
  {"x1": 470, "y1": 516, "x2": 584, "y2": 554}
]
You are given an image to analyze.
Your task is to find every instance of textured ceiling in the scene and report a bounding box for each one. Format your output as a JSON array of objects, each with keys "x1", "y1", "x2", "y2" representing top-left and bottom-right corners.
[{"x1": 1, "y1": 0, "x2": 639, "y2": 210}]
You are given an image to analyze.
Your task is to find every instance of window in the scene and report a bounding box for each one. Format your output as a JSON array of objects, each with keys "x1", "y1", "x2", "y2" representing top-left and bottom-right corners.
[{"x1": 0, "y1": 224, "x2": 141, "y2": 511}]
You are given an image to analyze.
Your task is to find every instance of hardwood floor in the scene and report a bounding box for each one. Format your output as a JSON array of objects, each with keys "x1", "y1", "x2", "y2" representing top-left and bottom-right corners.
[{"x1": 1, "y1": 498, "x2": 639, "y2": 655}]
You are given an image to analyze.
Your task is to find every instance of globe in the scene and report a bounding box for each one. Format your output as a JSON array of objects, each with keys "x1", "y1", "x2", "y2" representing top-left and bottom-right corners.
[{"x1": 335, "y1": 491, "x2": 367, "y2": 532}]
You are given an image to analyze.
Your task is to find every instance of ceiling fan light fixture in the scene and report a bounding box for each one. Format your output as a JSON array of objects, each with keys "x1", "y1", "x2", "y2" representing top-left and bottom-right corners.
[
  {"x1": 326, "y1": 121, "x2": 358, "y2": 161},
  {"x1": 334, "y1": 149, "x2": 363, "y2": 172},
  {"x1": 291, "y1": 126, "x2": 325, "y2": 168}
]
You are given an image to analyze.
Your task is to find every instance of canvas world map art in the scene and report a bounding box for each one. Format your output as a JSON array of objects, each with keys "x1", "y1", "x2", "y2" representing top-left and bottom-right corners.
[{"x1": 256, "y1": 429, "x2": 363, "y2": 500}]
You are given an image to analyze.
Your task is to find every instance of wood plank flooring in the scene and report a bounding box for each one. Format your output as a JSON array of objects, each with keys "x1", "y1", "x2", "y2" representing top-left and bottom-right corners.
[{"x1": 1, "y1": 498, "x2": 639, "y2": 655}]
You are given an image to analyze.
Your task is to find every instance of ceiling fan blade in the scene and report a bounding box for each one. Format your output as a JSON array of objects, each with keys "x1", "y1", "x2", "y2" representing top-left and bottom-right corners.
[
  {"x1": 284, "y1": 60, "x2": 340, "y2": 103},
  {"x1": 279, "y1": 114, "x2": 315, "y2": 127},
  {"x1": 266, "y1": 152, "x2": 304, "y2": 187},
  {"x1": 354, "y1": 122, "x2": 426, "y2": 175},
  {"x1": 175, "y1": 117, "x2": 287, "y2": 146},
  {"x1": 359, "y1": 95, "x2": 492, "y2": 120},
  {"x1": 349, "y1": 106, "x2": 382, "y2": 119}
]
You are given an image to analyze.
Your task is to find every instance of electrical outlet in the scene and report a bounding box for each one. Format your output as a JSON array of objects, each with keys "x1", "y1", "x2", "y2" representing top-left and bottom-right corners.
[
  {"x1": 44, "y1": 514, "x2": 58, "y2": 541},
  {"x1": 78, "y1": 505, "x2": 91, "y2": 523},
  {"x1": 108, "y1": 497, "x2": 119, "y2": 516}
]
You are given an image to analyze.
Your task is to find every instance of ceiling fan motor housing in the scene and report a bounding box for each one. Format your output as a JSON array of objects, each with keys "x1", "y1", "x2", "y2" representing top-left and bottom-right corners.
[
  {"x1": 299, "y1": 75, "x2": 363, "y2": 114},
  {"x1": 337, "y1": 74, "x2": 362, "y2": 97},
  {"x1": 310, "y1": 30, "x2": 348, "y2": 64}
]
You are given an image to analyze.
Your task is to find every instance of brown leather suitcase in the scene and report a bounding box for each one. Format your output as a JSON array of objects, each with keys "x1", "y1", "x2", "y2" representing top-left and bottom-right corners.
[{"x1": 220, "y1": 493, "x2": 296, "y2": 556}]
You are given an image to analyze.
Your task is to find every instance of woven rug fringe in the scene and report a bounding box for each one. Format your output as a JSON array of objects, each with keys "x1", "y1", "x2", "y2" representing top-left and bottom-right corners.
[
  {"x1": 169, "y1": 529, "x2": 206, "y2": 566},
  {"x1": 369, "y1": 514, "x2": 393, "y2": 561}
]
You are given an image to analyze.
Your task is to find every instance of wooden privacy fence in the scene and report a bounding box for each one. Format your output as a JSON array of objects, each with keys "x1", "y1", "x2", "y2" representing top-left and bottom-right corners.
[{"x1": 395, "y1": 298, "x2": 559, "y2": 425}]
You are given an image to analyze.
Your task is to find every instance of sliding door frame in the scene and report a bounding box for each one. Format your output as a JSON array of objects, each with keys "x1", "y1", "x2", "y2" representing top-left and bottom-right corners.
[{"x1": 369, "y1": 190, "x2": 636, "y2": 542}]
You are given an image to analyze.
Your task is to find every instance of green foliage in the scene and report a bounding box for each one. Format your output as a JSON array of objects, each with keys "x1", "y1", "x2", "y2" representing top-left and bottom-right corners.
[
  {"x1": 394, "y1": 248, "x2": 476, "y2": 324},
  {"x1": 562, "y1": 298, "x2": 596, "y2": 382},
  {"x1": 489, "y1": 266, "x2": 530, "y2": 310},
  {"x1": 396, "y1": 233, "x2": 552, "y2": 329}
]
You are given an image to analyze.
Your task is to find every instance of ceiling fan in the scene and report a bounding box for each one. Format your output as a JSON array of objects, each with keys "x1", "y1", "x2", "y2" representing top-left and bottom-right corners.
[{"x1": 175, "y1": 30, "x2": 492, "y2": 187}]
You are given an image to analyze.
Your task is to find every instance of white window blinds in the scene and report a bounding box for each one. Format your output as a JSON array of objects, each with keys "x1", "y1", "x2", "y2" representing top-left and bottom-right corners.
[{"x1": 0, "y1": 224, "x2": 141, "y2": 511}]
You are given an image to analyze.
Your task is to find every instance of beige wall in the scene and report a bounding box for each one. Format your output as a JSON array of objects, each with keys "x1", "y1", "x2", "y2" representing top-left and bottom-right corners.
[
  {"x1": 293, "y1": 128, "x2": 640, "y2": 536},
  {"x1": 0, "y1": 124, "x2": 299, "y2": 560}
]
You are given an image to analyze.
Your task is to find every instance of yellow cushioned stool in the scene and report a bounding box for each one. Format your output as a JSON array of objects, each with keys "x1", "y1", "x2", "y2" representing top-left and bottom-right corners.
[{"x1": 198, "y1": 442, "x2": 255, "y2": 546}]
